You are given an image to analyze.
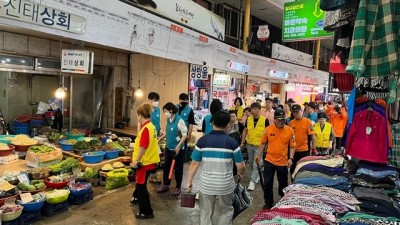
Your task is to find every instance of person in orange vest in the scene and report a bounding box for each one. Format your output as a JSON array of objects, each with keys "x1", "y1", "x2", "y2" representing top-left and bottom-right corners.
[
  {"x1": 329, "y1": 100, "x2": 348, "y2": 152},
  {"x1": 314, "y1": 112, "x2": 334, "y2": 155}
]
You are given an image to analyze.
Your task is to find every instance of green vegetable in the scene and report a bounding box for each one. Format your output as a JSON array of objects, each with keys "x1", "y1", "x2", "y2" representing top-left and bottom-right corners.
[
  {"x1": 28, "y1": 145, "x2": 55, "y2": 154},
  {"x1": 31, "y1": 180, "x2": 41, "y2": 185},
  {"x1": 49, "y1": 132, "x2": 64, "y2": 140},
  {"x1": 89, "y1": 139, "x2": 102, "y2": 150},
  {"x1": 17, "y1": 183, "x2": 28, "y2": 191},
  {"x1": 34, "y1": 182, "x2": 45, "y2": 190},
  {"x1": 73, "y1": 141, "x2": 90, "y2": 151},
  {"x1": 47, "y1": 157, "x2": 80, "y2": 173},
  {"x1": 27, "y1": 185, "x2": 36, "y2": 191},
  {"x1": 83, "y1": 167, "x2": 97, "y2": 179},
  {"x1": 65, "y1": 139, "x2": 77, "y2": 145},
  {"x1": 108, "y1": 142, "x2": 126, "y2": 151}
]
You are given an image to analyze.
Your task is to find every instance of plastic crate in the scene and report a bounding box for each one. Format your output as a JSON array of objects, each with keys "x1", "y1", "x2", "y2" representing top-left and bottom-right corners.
[
  {"x1": 19, "y1": 211, "x2": 42, "y2": 225},
  {"x1": 69, "y1": 190, "x2": 93, "y2": 205},
  {"x1": 41, "y1": 201, "x2": 68, "y2": 217}
]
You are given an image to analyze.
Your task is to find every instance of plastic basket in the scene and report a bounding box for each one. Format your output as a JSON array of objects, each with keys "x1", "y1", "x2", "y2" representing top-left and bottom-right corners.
[{"x1": 180, "y1": 191, "x2": 196, "y2": 208}]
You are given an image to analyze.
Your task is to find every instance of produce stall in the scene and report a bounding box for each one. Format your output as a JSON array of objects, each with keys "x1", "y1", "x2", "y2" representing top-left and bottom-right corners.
[{"x1": 0, "y1": 130, "x2": 136, "y2": 224}]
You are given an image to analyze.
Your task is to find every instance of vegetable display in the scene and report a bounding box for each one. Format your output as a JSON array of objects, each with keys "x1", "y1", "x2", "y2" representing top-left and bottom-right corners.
[
  {"x1": 106, "y1": 142, "x2": 125, "y2": 151},
  {"x1": 73, "y1": 141, "x2": 90, "y2": 151},
  {"x1": 0, "y1": 143, "x2": 9, "y2": 150},
  {"x1": 64, "y1": 139, "x2": 77, "y2": 145},
  {"x1": 82, "y1": 167, "x2": 97, "y2": 179},
  {"x1": 45, "y1": 189, "x2": 69, "y2": 198},
  {"x1": 0, "y1": 205, "x2": 23, "y2": 213},
  {"x1": 28, "y1": 145, "x2": 55, "y2": 154},
  {"x1": 47, "y1": 174, "x2": 71, "y2": 183},
  {"x1": 89, "y1": 139, "x2": 102, "y2": 151},
  {"x1": 11, "y1": 135, "x2": 37, "y2": 145},
  {"x1": 49, "y1": 132, "x2": 64, "y2": 140},
  {"x1": 68, "y1": 182, "x2": 91, "y2": 191},
  {"x1": 71, "y1": 129, "x2": 83, "y2": 134},
  {"x1": 47, "y1": 158, "x2": 80, "y2": 174},
  {"x1": 17, "y1": 180, "x2": 46, "y2": 191}
]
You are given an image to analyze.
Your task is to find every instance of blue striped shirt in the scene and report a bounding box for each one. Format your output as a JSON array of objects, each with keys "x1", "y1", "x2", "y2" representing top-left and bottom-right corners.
[{"x1": 192, "y1": 130, "x2": 243, "y2": 195}]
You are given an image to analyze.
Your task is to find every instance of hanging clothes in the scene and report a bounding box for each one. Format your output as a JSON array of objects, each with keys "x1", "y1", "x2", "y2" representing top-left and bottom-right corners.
[
  {"x1": 346, "y1": 108, "x2": 389, "y2": 163},
  {"x1": 346, "y1": 0, "x2": 400, "y2": 104},
  {"x1": 390, "y1": 123, "x2": 400, "y2": 167}
]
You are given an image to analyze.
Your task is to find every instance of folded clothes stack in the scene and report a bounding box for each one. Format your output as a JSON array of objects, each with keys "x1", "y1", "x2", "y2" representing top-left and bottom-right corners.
[
  {"x1": 338, "y1": 212, "x2": 400, "y2": 225},
  {"x1": 353, "y1": 161, "x2": 399, "y2": 193},
  {"x1": 292, "y1": 155, "x2": 352, "y2": 192}
]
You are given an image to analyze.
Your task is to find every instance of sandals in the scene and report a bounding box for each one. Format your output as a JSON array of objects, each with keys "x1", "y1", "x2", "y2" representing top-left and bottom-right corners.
[{"x1": 135, "y1": 212, "x2": 155, "y2": 219}]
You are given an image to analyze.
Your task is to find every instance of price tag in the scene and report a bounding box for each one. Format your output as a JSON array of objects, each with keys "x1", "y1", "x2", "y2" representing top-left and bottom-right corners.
[
  {"x1": 366, "y1": 127, "x2": 372, "y2": 135},
  {"x1": 19, "y1": 193, "x2": 33, "y2": 204},
  {"x1": 17, "y1": 174, "x2": 30, "y2": 186},
  {"x1": 0, "y1": 182, "x2": 15, "y2": 191}
]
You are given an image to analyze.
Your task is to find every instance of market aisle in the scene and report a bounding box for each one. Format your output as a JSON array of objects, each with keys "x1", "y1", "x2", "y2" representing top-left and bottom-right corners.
[{"x1": 36, "y1": 163, "x2": 282, "y2": 225}]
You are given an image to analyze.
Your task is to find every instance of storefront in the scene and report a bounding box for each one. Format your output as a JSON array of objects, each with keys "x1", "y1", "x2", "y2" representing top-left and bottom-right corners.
[
  {"x1": 245, "y1": 75, "x2": 285, "y2": 106},
  {"x1": 285, "y1": 83, "x2": 325, "y2": 104}
]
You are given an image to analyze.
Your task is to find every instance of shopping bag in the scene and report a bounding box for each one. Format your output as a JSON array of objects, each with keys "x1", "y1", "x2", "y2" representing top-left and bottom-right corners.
[{"x1": 232, "y1": 180, "x2": 253, "y2": 220}]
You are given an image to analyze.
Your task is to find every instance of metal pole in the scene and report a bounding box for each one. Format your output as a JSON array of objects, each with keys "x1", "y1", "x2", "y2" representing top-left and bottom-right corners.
[
  {"x1": 314, "y1": 40, "x2": 321, "y2": 70},
  {"x1": 69, "y1": 76, "x2": 73, "y2": 131},
  {"x1": 239, "y1": 0, "x2": 244, "y2": 50},
  {"x1": 242, "y1": 0, "x2": 251, "y2": 52}
]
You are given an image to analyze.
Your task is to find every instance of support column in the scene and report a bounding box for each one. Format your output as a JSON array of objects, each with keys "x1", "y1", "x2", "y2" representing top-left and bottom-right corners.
[
  {"x1": 314, "y1": 40, "x2": 321, "y2": 70},
  {"x1": 242, "y1": 0, "x2": 251, "y2": 52}
]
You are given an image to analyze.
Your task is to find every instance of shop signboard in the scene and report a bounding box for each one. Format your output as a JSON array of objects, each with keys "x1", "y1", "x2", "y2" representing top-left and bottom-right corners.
[
  {"x1": 0, "y1": 0, "x2": 86, "y2": 34},
  {"x1": 227, "y1": 60, "x2": 249, "y2": 74},
  {"x1": 213, "y1": 74, "x2": 231, "y2": 87},
  {"x1": 128, "y1": 0, "x2": 225, "y2": 40},
  {"x1": 282, "y1": 0, "x2": 333, "y2": 41},
  {"x1": 269, "y1": 70, "x2": 289, "y2": 79},
  {"x1": 272, "y1": 43, "x2": 313, "y2": 68},
  {"x1": 190, "y1": 64, "x2": 208, "y2": 80},
  {"x1": 61, "y1": 50, "x2": 94, "y2": 74},
  {"x1": 212, "y1": 87, "x2": 229, "y2": 100}
]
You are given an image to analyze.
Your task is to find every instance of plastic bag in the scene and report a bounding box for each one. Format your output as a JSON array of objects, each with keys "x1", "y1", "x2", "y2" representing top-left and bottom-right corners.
[
  {"x1": 233, "y1": 181, "x2": 253, "y2": 220},
  {"x1": 106, "y1": 168, "x2": 129, "y2": 190}
]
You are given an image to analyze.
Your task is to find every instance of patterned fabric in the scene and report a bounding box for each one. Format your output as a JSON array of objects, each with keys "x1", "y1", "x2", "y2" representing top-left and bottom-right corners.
[
  {"x1": 390, "y1": 123, "x2": 400, "y2": 167},
  {"x1": 252, "y1": 217, "x2": 309, "y2": 225},
  {"x1": 346, "y1": 0, "x2": 400, "y2": 104},
  {"x1": 250, "y1": 208, "x2": 328, "y2": 225},
  {"x1": 339, "y1": 212, "x2": 400, "y2": 225},
  {"x1": 324, "y1": 0, "x2": 359, "y2": 31}
]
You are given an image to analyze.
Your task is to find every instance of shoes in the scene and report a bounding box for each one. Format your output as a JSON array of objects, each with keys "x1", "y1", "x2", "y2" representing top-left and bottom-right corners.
[
  {"x1": 248, "y1": 181, "x2": 256, "y2": 191},
  {"x1": 172, "y1": 188, "x2": 181, "y2": 196},
  {"x1": 130, "y1": 197, "x2": 138, "y2": 205},
  {"x1": 156, "y1": 185, "x2": 169, "y2": 193},
  {"x1": 135, "y1": 213, "x2": 155, "y2": 220}
]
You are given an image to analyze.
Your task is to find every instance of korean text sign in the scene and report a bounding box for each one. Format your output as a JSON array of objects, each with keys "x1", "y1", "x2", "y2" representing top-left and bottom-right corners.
[
  {"x1": 0, "y1": 0, "x2": 86, "y2": 34},
  {"x1": 61, "y1": 50, "x2": 94, "y2": 74},
  {"x1": 282, "y1": 0, "x2": 332, "y2": 41},
  {"x1": 190, "y1": 64, "x2": 208, "y2": 80}
]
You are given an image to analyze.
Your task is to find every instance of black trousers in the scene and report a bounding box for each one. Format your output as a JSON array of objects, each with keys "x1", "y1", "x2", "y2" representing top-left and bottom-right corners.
[
  {"x1": 263, "y1": 161, "x2": 288, "y2": 208},
  {"x1": 335, "y1": 137, "x2": 342, "y2": 151},
  {"x1": 290, "y1": 151, "x2": 310, "y2": 176},
  {"x1": 163, "y1": 148, "x2": 185, "y2": 188},
  {"x1": 133, "y1": 169, "x2": 153, "y2": 215}
]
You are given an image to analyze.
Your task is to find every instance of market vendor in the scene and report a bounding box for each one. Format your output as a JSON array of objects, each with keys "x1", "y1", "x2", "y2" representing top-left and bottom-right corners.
[
  {"x1": 157, "y1": 102, "x2": 188, "y2": 196},
  {"x1": 148, "y1": 92, "x2": 161, "y2": 136},
  {"x1": 130, "y1": 103, "x2": 160, "y2": 220},
  {"x1": 230, "y1": 97, "x2": 244, "y2": 121}
]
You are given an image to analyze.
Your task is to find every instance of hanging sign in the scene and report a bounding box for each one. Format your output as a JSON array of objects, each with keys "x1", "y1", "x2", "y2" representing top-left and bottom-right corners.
[
  {"x1": 226, "y1": 60, "x2": 249, "y2": 73},
  {"x1": 213, "y1": 74, "x2": 230, "y2": 87},
  {"x1": 0, "y1": 0, "x2": 86, "y2": 34},
  {"x1": 282, "y1": 0, "x2": 333, "y2": 41},
  {"x1": 189, "y1": 64, "x2": 208, "y2": 80},
  {"x1": 212, "y1": 87, "x2": 229, "y2": 100},
  {"x1": 257, "y1": 25, "x2": 270, "y2": 41},
  {"x1": 61, "y1": 49, "x2": 94, "y2": 74}
]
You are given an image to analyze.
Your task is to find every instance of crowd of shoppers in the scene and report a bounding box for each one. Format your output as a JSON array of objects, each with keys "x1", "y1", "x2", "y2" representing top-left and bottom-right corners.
[{"x1": 131, "y1": 92, "x2": 349, "y2": 224}]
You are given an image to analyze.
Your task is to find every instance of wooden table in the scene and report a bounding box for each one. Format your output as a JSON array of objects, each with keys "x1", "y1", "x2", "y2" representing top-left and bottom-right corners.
[{"x1": 107, "y1": 127, "x2": 138, "y2": 139}]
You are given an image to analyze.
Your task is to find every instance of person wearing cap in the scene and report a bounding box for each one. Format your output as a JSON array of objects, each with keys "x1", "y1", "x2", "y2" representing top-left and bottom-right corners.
[
  {"x1": 256, "y1": 109, "x2": 296, "y2": 209},
  {"x1": 305, "y1": 102, "x2": 318, "y2": 123},
  {"x1": 314, "y1": 111, "x2": 334, "y2": 155},
  {"x1": 272, "y1": 97, "x2": 279, "y2": 111},
  {"x1": 289, "y1": 104, "x2": 316, "y2": 177},
  {"x1": 240, "y1": 102, "x2": 270, "y2": 191},
  {"x1": 302, "y1": 102, "x2": 309, "y2": 118},
  {"x1": 329, "y1": 100, "x2": 348, "y2": 152}
]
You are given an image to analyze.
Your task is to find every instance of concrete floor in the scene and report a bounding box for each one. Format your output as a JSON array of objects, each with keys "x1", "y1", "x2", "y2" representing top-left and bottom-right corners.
[{"x1": 36, "y1": 163, "x2": 283, "y2": 225}]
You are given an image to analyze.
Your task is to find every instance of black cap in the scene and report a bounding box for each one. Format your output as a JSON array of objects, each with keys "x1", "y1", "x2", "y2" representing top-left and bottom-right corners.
[
  {"x1": 317, "y1": 111, "x2": 327, "y2": 119},
  {"x1": 274, "y1": 109, "x2": 286, "y2": 120},
  {"x1": 308, "y1": 102, "x2": 316, "y2": 109},
  {"x1": 291, "y1": 104, "x2": 302, "y2": 112},
  {"x1": 287, "y1": 98, "x2": 295, "y2": 103},
  {"x1": 303, "y1": 102, "x2": 309, "y2": 106}
]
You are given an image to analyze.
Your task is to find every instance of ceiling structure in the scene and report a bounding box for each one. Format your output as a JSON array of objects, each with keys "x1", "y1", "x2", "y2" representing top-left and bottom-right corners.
[{"x1": 208, "y1": 0, "x2": 334, "y2": 49}]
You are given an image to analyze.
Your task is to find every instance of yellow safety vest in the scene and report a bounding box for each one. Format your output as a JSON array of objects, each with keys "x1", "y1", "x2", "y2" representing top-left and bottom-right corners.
[
  {"x1": 247, "y1": 116, "x2": 266, "y2": 146},
  {"x1": 231, "y1": 106, "x2": 244, "y2": 120},
  {"x1": 133, "y1": 122, "x2": 160, "y2": 166},
  {"x1": 314, "y1": 122, "x2": 332, "y2": 148}
]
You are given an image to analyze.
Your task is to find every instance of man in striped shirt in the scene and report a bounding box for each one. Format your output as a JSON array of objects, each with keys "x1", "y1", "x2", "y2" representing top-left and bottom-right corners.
[{"x1": 187, "y1": 110, "x2": 245, "y2": 225}]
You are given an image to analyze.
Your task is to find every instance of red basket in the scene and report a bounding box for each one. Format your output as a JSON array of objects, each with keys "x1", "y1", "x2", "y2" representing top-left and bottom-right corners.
[
  {"x1": 15, "y1": 115, "x2": 31, "y2": 123},
  {"x1": 0, "y1": 145, "x2": 15, "y2": 157},
  {"x1": 180, "y1": 191, "x2": 196, "y2": 208},
  {"x1": 44, "y1": 178, "x2": 70, "y2": 189}
]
